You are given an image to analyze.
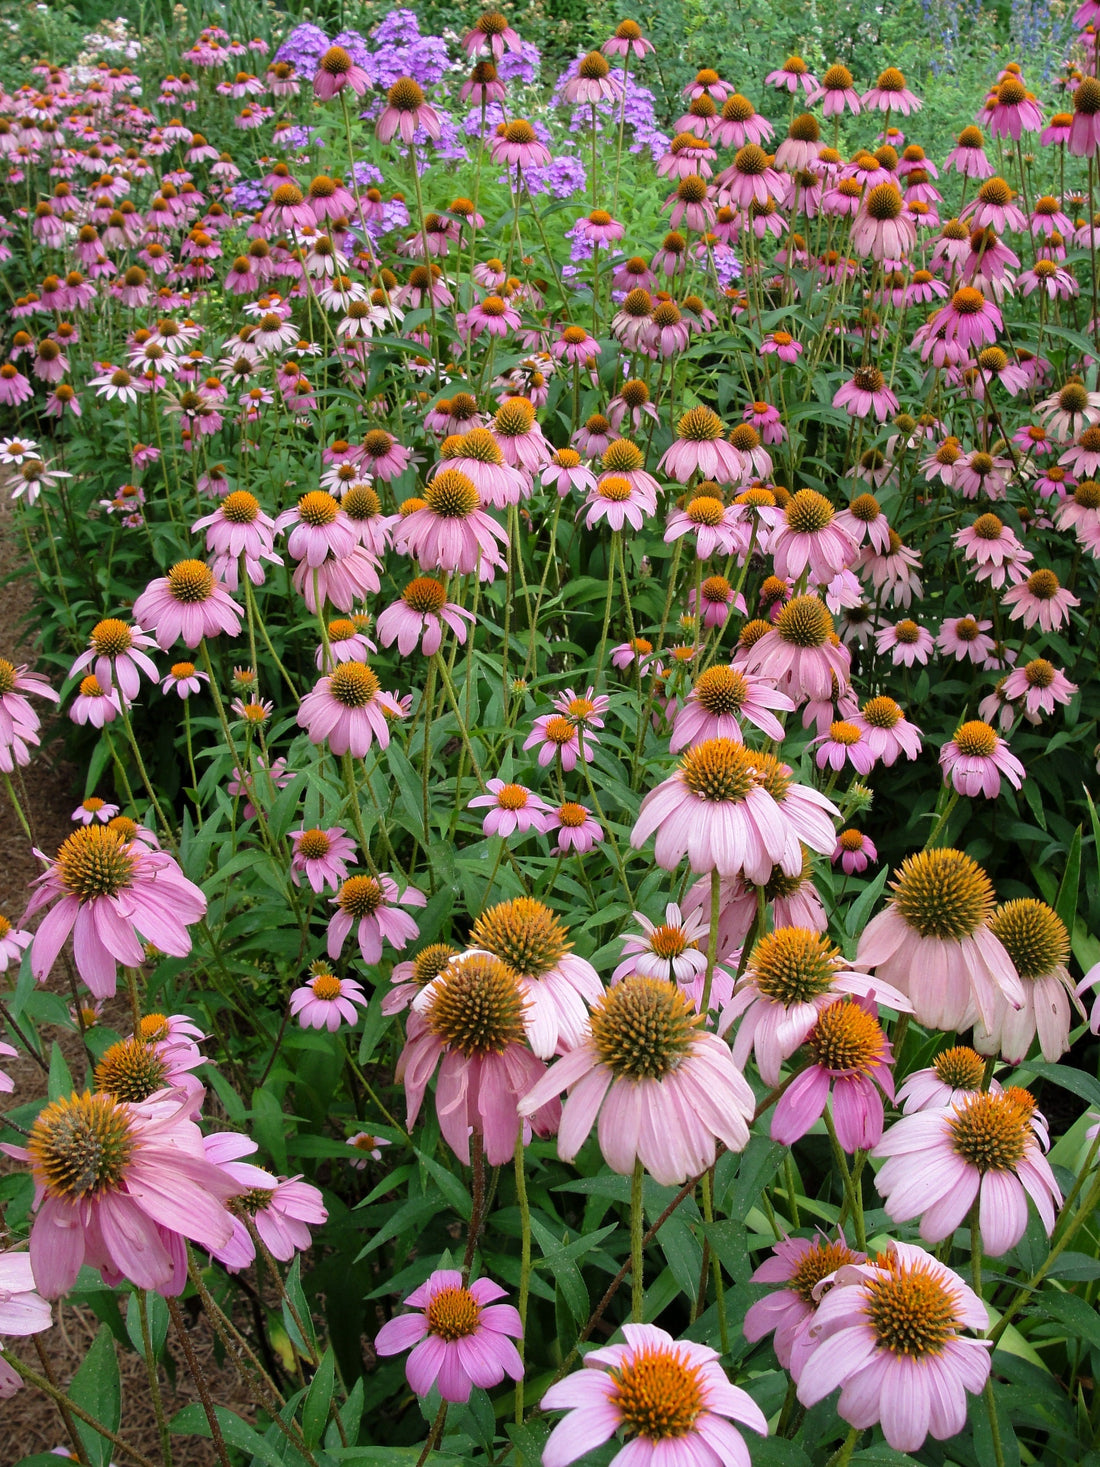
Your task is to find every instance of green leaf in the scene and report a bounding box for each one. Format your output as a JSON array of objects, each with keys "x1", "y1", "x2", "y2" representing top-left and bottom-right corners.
[
  {"x1": 283, "y1": 1255, "x2": 319, "y2": 1357},
  {"x1": 48, "y1": 1041, "x2": 74, "y2": 1102},
  {"x1": 301, "y1": 1347, "x2": 336, "y2": 1449},
  {"x1": 125, "y1": 1289, "x2": 168, "y2": 1363},
  {"x1": 1027, "y1": 1289, "x2": 1100, "y2": 1353},
  {"x1": 68, "y1": 1323, "x2": 121, "y2": 1467},
  {"x1": 168, "y1": 1403, "x2": 287, "y2": 1466},
  {"x1": 845, "y1": 861, "x2": 891, "y2": 939},
  {"x1": 251, "y1": 1085, "x2": 289, "y2": 1174},
  {"x1": 1055, "y1": 825, "x2": 1082, "y2": 939},
  {"x1": 529, "y1": 1215, "x2": 588, "y2": 1326},
  {"x1": 1021, "y1": 1060, "x2": 1100, "y2": 1113}
]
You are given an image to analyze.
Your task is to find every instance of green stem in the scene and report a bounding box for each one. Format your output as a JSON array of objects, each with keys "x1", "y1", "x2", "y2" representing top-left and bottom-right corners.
[
  {"x1": 631, "y1": 1158, "x2": 645, "y2": 1322},
  {"x1": 824, "y1": 1425, "x2": 862, "y2": 1467},
  {"x1": 137, "y1": 1290, "x2": 173, "y2": 1467},
  {"x1": 700, "y1": 1170, "x2": 729, "y2": 1353},
  {"x1": 924, "y1": 788, "x2": 960, "y2": 849},
  {"x1": 514, "y1": 1134, "x2": 532, "y2": 1424},
  {"x1": 823, "y1": 1107, "x2": 866, "y2": 1251},
  {"x1": 167, "y1": 1297, "x2": 233, "y2": 1467},
  {"x1": 700, "y1": 868, "x2": 722, "y2": 1019}
]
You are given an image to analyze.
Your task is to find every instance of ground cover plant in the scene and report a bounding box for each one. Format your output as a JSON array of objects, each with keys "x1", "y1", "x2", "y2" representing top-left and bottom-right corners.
[{"x1": 3, "y1": 5, "x2": 1100, "y2": 1466}]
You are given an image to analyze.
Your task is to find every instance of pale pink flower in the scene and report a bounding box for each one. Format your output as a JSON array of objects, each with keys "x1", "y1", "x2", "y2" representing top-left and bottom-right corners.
[
  {"x1": 289, "y1": 969, "x2": 368, "y2": 1031},
  {"x1": 1002, "y1": 658, "x2": 1077, "y2": 717},
  {"x1": 5, "y1": 1088, "x2": 240, "y2": 1296},
  {"x1": 523, "y1": 712, "x2": 595, "y2": 771},
  {"x1": 546, "y1": 801, "x2": 604, "y2": 854},
  {"x1": 203, "y1": 1133, "x2": 326, "y2": 1269},
  {"x1": 24, "y1": 826, "x2": 206, "y2": 999},
  {"x1": 0, "y1": 917, "x2": 31, "y2": 975},
  {"x1": 743, "y1": 1234, "x2": 865, "y2": 1372},
  {"x1": 519, "y1": 974, "x2": 753, "y2": 1185},
  {"x1": 376, "y1": 577, "x2": 475, "y2": 656},
  {"x1": 771, "y1": 996, "x2": 894, "y2": 1150},
  {"x1": 346, "y1": 1132, "x2": 390, "y2": 1167},
  {"x1": 833, "y1": 367, "x2": 898, "y2": 421},
  {"x1": 875, "y1": 619, "x2": 933, "y2": 667},
  {"x1": 631, "y1": 738, "x2": 839, "y2": 885},
  {"x1": 939, "y1": 720, "x2": 1025, "y2": 798},
  {"x1": 297, "y1": 663, "x2": 404, "y2": 757},
  {"x1": 832, "y1": 829, "x2": 878, "y2": 874},
  {"x1": 973, "y1": 899, "x2": 1083, "y2": 1063},
  {"x1": 809, "y1": 719, "x2": 876, "y2": 775},
  {"x1": 289, "y1": 826, "x2": 357, "y2": 893},
  {"x1": 0, "y1": 1251, "x2": 52, "y2": 1377},
  {"x1": 71, "y1": 798, "x2": 121, "y2": 826},
  {"x1": 541, "y1": 1322, "x2": 766, "y2": 1467},
  {"x1": 740, "y1": 596, "x2": 851, "y2": 703},
  {"x1": 612, "y1": 903, "x2": 708, "y2": 987},
  {"x1": 398, "y1": 953, "x2": 560, "y2": 1165},
  {"x1": 797, "y1": 1242, "x2": 990, "y2": 1452},
  {"x1": 873, "y1": 1090, "x2": 1060, "y2": 1255},
  {"x1": 467, "y1": 779, "x2": 551, "y2": 838},
  {"x1": 69, "y1": 619, "x2": 159, "y2": 702},
  {"x1": 855, "y1": 847, "x2": 1023, "y2": 1032},
  {"x1": 771, "y1": 490, "x2": 858, "y2": 581},
  {"x1": 1001, "y1": 568, "x2": 1079, "y2": 631},
  {"x1": 312, "y1": 45, "x2": 369, "y2": 100},
  {"x1": 392, "y1": 470, "x2": 509, "y2": 580},
  {"x1": 937, "y1": 615, "x2": 998, "y2": 664},
  {"x1": 132, "y1": 560, "x2": 242, "y2": 650},
  {"x1": 375, "y1": 1269, "x2": 522, "y2": 1404},
  {"x1": 850, "y1": 695, "x2": 922, "y2": 764},
  {"x1": 669, "y1": 665, "x2": 793, "y2": 750},
  {"x1": 326, "y1": 873, "x2": 426, "y2": 964},
  {"x1": 722, "y1": 926, "x2": 909, "y2": 1086},
  {"x1": 897, "y1": 1045, "x2": 999, "y2": 1112}
]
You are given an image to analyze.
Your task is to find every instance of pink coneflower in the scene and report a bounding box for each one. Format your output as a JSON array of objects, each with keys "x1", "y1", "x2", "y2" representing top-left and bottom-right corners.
[
  {"x1": 467, "y1": 779, "x2": 551, "y2": 838},
  {"x1": 833, "y1": 828, "x2": 878, "y2": 873},
  {"x1": 851, "y1": 695, "x2": 922, "y2": 764},
  {"x1": 276, "y1": 490, "x2": 357, "y2": 568},
  {"x1": 862, "y1": 65, "x2": 921, "y2": 112},
  {"x1": 24, "y1": 826, "x2": 205, "y2": 999},
  {"x1": 377, "y1": 576, "x2": 475, "y2": 657},
  {"x1": 377, "y1": 76, "x2": 443, "y2": 143},
  {"x1": 809, "y1": 719, "x2": 876, "y2": 775},
  {"x1": 657, "y1": 405, "x2": 741, "y2": 484},
  {"x1": 71, "y1": 797, "x2": 120, "y2": 826},
  {"x1": 973, "y1": 899, "x2": 1082, "y2": 1063},
  {"x1": 67, "y1": 619, "x2": 159, "y2": 703},
  {"x1": 1060, "y1": 422, "x2": 1100, "y2": 477},
  {"x1": 0, "y1": 913, "x2": 30, "y2": 974},
  {"x1": 523, "y1": 712, "x2": 594, "y2": 771},
  {"x1": 132, "y1": 560, "x2": 242, "y2": 650},
  {"x1": 741, "y1": 595, "x2": 851, "y2": 704},
  {"x1": 855, "y1": 847, "x2": 1023, "y2": 1031},
  {"x1": 297, "y1": 662, "x2": 403, "y2": 757},
  {"x1": 772, "y1": 996, "x2": 894, "y2": 1151},
  {"x1": 290, "y1": 966, "x2": 368, "y2": 1031},
  {"x1": 874, "y1": 1087, "x2": 1060, "y2": 1254},
  {"x1": 202, "y1": 1133, "x2": 326, "y2": 1271},
  {"x1": 833, "y1": 365, "x2": 898, "y2": 421},
  {"x1": 759, "y1": 329, "x2": 802, "y2": 363},
  {"x1": 546, "y1": 801, "x2": 604, "y2": 854},
  {"x1": 874, "y1": 618, "x2": 933, "y2": 668},
  {"x1": 897, "y1": 1045, "x2": 994, "y2": 1112},
  {"x1": 161, "y1": 661, "x2": 208, "y2": 699},
  {"x1": 604, "y1": 19, "x2": 654, "y2": 57},
  {"x1": 519, "y1": 973, "x2": 752, "y2": 1185},
  {"x1": 313, "y1": 45, "x2": 369, "y2": 100},
  {"x1": 663, "y1": 494, "x2": 740, "y2": 558},
  {"x1": 669, "y1": 665, "x2": 793, "y2": 751},
  {"x1": 744, "y1": 1234, "x2": 865, "y2": 1373},
  {"x1": 289, "y1": 826, "x2": 356, "y2": 894},
  {"x1": 850, "y1": 181, "x2": 917, "y2": 259},
  {"x1": 631, "y1": 739, "x2": 838, "y2": 884},
  {"x1": 466, "y1": 896, "x2": 602, "y2": 1058},
  {"x1": 0, "y1": 1250, "x2": 52, "y2": 1376},
  {"x1": 463, "y1": 9, "x2": 523, "y2": 59},
  {"x1": 69, "y1": 675, "x2": 122, "y2": 729},
  {"x1": 1069, "y1": 75, "x2": 1100, "y2": 157},
  {"x1": 541, "y1": 447, "x2": 597, "y2": 498},
  {"x1": 1038, "y1": 380, "x2": 1100, "y2": 442},
  {"x1": 1001, "y1": 567, "x2": 1079, "y2": 631},
  {"x1": 955, "y1": 513, "x2": 1031, "y2": 588},
  {"x1": 771, "y1": 490, "x2": 857, "y2": 582},
  {"x1": 583, "y1": 473, "x2": 656, "y2": 531},
  {"x1": 398, "y1": 952, "x2": 560, "y2": 1165},
  {"x1": 766, "y1": 55, "x2": 817, "y2": 93},
  {"x1": 346, "y1": 1131, "x2": 390, "y2": 1167},
  {"x1": 1002, "y1": 657, "x2": 1077, "y2": 717},
  {"x1": 193, "y1": 490, "x2": 282, "y2": 589},
  {"x1": 541, "y1": 1322, "x2": 766, "y2": 1467},
  {"x1": 490, "y1": 119, "x2": 551, "y2": 169},
  {"x1": 937, "y1": 615, "x2": 998, "y2": 664},
  {"x1": 723, "y1": 925, "x2": 908, "y2": 1084},
  {"x1": 563, "y1": 51, "x2": 622, "y2": 103},
  {"x1": 6, "y1": 1088, "x2": 240, "y2": 1297},
  {"x1": 611, "y1": 903, "x2": 708, "y2": 990},
  {"x1": 551, "y1": 322, "x2": 601, "y2": 367},
  {"x1": 939, "y1": 719, "x2": 1025, "y2": 798},
  {"x1": 327, "y1": 873, "x2": 425, "y2": 964},
  {"x1": 463, "y1": 293, "x2": 521, "y2": 339},
  {"x1": 393, "y1": 470, "x2": 509, "y2": 580},
  {"x1": 376, "y1": 1269, "x2": 522, "y2": 1404},
  {"x1": 930, "y1": 285, "x2": 1002, "y2": 347},
  {"x1": 797, "y1": 1241, "x2": 990, "y2": 1451}
]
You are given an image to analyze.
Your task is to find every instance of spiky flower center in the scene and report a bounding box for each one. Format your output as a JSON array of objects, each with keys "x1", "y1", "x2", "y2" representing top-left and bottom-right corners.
[
  {"x1": 677, "y1": 405, "x2": 724, "y2": 442},
  {"x1": 823, "y1": 63, "x2": 854, "y2": 90},
  {"x1": 94, "y1": 1037, "x2": 170, "y2": 1104},
  {"x1": 680, "y1": 737, "x2": 766, "y2": 802},
  {"x1": 89, "y1": 618, "x2": 134, "y2": 656},
  {"x1": 328, "y1": 662, "x2": 381, "y2": 707},
  {"x1": 310, "y1": 971, "x2": 343, "y2": 1001},
  {"x1": 864, "y1": 1264, "x2": 960, "y2": 1357},
  {"x1": 866, "y1": 183, "x2": 902, "y2": 221},
  {"x1": 808, "y1": 998, "x2": 882, "y2": 1073},
  {"x1": 933, "y1": 1045, "x2": 986, "y2": 1090},
  {"x1": 603, "y1": 438, "x2": 645, "y2": 473},
  {"x1": 876, "y1": 66, "x2": 907, "y2": 91},
  {"x1": 387, "y1": 77, "x2": 425, "y2": 111},
  {"x1": 599, "y1": 475, "x2": 633, "y2": 502},
  {"x1": 167, "y1": 559, "x2": 215, "y2": 603},
  {"x1": 426, "y1": 1285, "x2": 481, "y2": 1340},
  {"x1": 504, "y1": 119, "x2": 536, "y2": 145},
  {"x1": 1075, "y1": 77, "x2": 1100, "y2": 115},
  {"x1": 589, "y1": 975, "x2": 699, "y2": 1080},
  {"x1": 952, "y1": 719, "x2": 998, "y2": 757},
  {"x1": 701, "y1": 575, "x2": 732, "y2": 605},
  {"x1": 828, "y1": 720, "x2": 862, "y2": 746},
  {"x1": 55, "y1": 826, "x2": 135, "y2": 901},
  {"x1": 0, "y1": 659, "x2": 16, "y2": 696},
  {"x1": 777, "y1": 595, "x2": 833, "y2": 648},
  {"x1": 1025, "y1": 568, "x2": 1060, "y2": 599},
  {"x1": 470, "y1": 896, "x2": 570, "y2": 977},
  {"x1": 320, "y1": 46, "x2": 352, "y2": 76},
  {"x1": 610, "y1": 1345, "x2": 705, "y2": 1440},
  {"x1": 401, "y1": 577, "x2": 447, "y2": 615},
  {"x1": 337, "y1": 875, "x2": 384, "y2": 919},
  {"x1": 691, "y1": 666, "x2": 749, "y2": 717},
  {"x1": 786, "y1": 489, "x2": 834, "y2": 534},
  {"x1": 892, "y1": 848, "x2": 993, "y2": 940},
  {"x1": 838, "y1": 829, "x2": 866, "y2": 852},
  {"x1": 1074, "y1": 479, "x2": 1100, "y2": 508},
  {"x1": 426, "y1": 953, "x2": 527, "y2": 1055},
  {"x1": 684, "y1": 495, "x2": 724, "y2": 527},
  {"x1": 28, "y1": 1091, "x2": 135, "y2": 1198},
  {"x1": 424, "y1": 469, "x2": 480, "y2": 518},
  {"x1": 296, "y1": 829, "x2": 331, "y2": 861},
  {"x1": 749, "y1": 927, "x2": 840, "y2": 1004},
  {"x1": 949, "y1": 1091, "x2": 1031, "y2": 1170},
  {"x1": 411, "y1": 943, "x2": 459, "y2": 988},
  {"x1": 789, "y1": 112, "x2": 820, "y2": 142},
  {"x1": 893, "y1": 620, "x2": 921, "y2": 645},
  {"x1": 791, "y1": 1239, "x2": 860, "y2": 1305},
  {"x1": 476, "y1": 10, "x2": 509, "y2": 34},
  {"x1": 989, "y1": 898, "x2": 1068, "y2": 979},
  {"x1": 578, "y1": 50, "x2": 611, "y2": 79}
]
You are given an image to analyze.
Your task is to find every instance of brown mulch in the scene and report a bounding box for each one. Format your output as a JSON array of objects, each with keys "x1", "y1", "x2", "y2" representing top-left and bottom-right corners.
[{"x1": 1, "y1": 495, "x2": 261, "y2": 1464}]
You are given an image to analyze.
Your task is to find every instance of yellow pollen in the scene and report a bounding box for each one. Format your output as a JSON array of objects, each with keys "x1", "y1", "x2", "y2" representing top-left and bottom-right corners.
[
  {"x1": 311, "y1": 972, "x2": 343, "y2": 1001},
  {"x1": 495, "y1": 783, "x2": 530, "y2": 811},
  {"x1": 55, "y1": 826, "x2": 135, "y2": 901},
  {"x1": 402, "y1": 577, "x2": 448, "y2": 614},
  {"x1": 948, "y1": 1091, "x2": 1031, "y2": 1171},
  {"x1": 28, "y1": 1090, "x2": 135, "y2": 1198},
  {"x1": 426, "y1": 952, "x2": 527, "y2": 1055},
  {"x1": 328, "y1": 662, "x2": 381, "y2": 707},
  {"x1": 470, "y1": 895, "x2": 570, "y2": 977},
  {"x1": 589, "y1": 975, "x2": 700, "y2": 1080},
  {"x1": 809, "y1": 997, "x2": 883, "y2": 1073},
  {"x1": 425, "y1": 469, "x2": 481, "y2": 517},
  {"x1": 426, "y1": 1285, "x2": 481, "y2": 1339},
  {"x1": 777, "y1": 595, "x2": 833, "y2": 648},
  {"x1": 296, "y1": 829, "x2": 331, "y2": 861},
  {"x1": 892, "y1": 848, "x2": 993, "y2": 941},
  {"x1": 611, "y1": 1345, "x2": 706, "y2": 1440},
  {"x1": 864, "y1": 1263, "x2": 961, "y2": 1357}
]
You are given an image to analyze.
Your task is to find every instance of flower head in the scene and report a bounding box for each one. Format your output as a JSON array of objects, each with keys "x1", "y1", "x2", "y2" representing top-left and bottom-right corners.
[{"x1": 375, "y1": 1269, "x2": 522, "y2": 1403}]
